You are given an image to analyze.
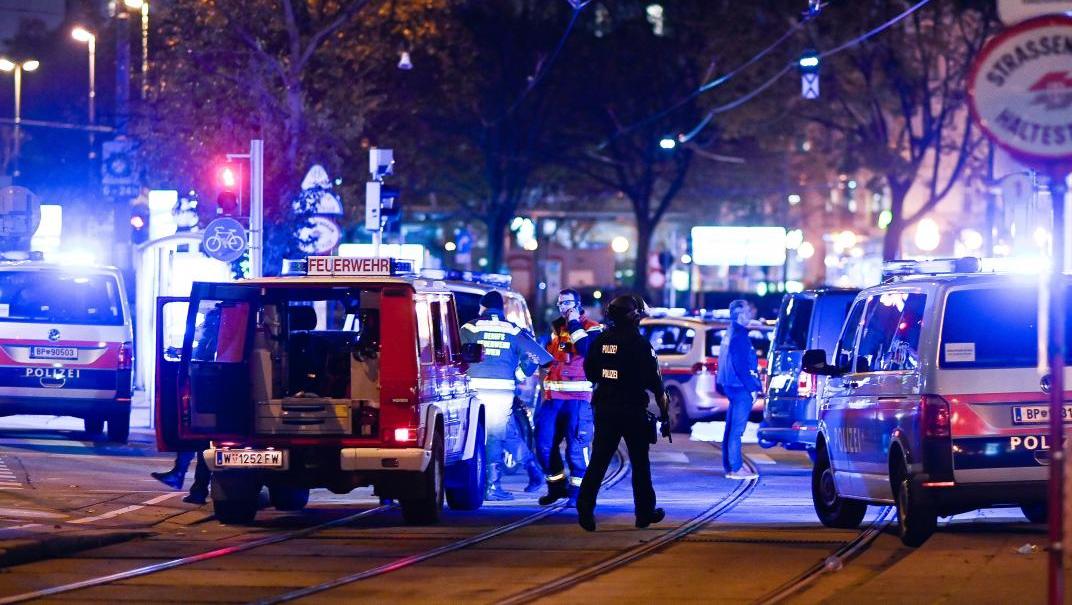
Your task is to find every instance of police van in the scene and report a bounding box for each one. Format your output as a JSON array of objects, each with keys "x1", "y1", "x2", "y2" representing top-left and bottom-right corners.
[
  {"x1": 0, "y1": 258, "x2": 134, "y2": 442},
  {"x1": 804, "y1": 259, "x2": 1059, "y2": 546},
  {"x1": 155, "y1": 257, "x2": 486, "y2": 524}
]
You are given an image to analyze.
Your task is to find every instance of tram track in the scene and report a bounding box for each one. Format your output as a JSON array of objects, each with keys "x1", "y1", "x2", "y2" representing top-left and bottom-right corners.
[
  {"x1": 753, "y1": 505, "x2": 896, "y2": 604},
  {"x1": 494, "y1": 444, "x2": 761, "y2": 605},
  {"x1": 0, "y1": 449, "x2": 629, "y2": 605}
]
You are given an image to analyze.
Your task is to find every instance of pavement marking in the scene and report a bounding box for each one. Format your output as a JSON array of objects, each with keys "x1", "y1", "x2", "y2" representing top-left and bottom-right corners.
[
  {"x1": 749, "y1": 453, "x2": 778, "y2": 465},
  {"x1": 0, "y1": 507, "x2": 68, "y2": 520},
  {"x1": 0, "y1": 457, "x2": 20, "y2": 488},
  {"x1": 68, "y1": 492, "x2": 183, "y2": 525},
  {"x1": 650, "y1": 451, "x2": 690, "y2": 463}
]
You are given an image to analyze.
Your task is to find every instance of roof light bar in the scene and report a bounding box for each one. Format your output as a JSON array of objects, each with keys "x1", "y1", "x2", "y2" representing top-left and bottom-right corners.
[
  {"x1": 882, "y1": 257, "x2": 981, "y2": 280},
  {"x1": 419, "y1": 268, "x2": 512, "y2": 288}
]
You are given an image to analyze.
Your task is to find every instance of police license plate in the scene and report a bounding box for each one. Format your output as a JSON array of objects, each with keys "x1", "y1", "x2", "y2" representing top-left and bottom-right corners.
[
  {"x1": 215, "y1": 450, "x2": 283, "y2": 468},
  {"x1": 1012, "y1": 405, "x2": 1072, "y2": 425},
  {"x1": 30, "y1": 346, "x2": 77, "y2": 360}
]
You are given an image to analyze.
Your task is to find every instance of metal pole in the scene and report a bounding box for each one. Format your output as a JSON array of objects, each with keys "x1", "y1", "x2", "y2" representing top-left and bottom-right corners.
[
  {"x1": 12, "y1": 65, "x2": 20, "y2": 178},
  {"x1": 115, "y1": 12, "x2": 130, "y2": 133},
  {"x1": 88, "y1": 36, "x2": 96, "y2": 158},
  {"x1": 1048, "y1": 169, "x2": 1068, "y2": 605},
  {"x1": 140, "y1": 2, "x2": 149, "y2": 100},
  {"x1": 250, "y1": 139, "x2": 264, "y2": 278}
]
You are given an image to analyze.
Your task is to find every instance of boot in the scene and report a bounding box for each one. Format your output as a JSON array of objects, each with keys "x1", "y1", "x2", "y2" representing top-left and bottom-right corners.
[
  {"x1": 524, "y1": 461, "x2": 544, "y2": 493},
  {"x1": 577, "y1": 504, "x2": 596, "y2": 532},
  {"x1": 150, "y1": 469, "x2": 185, "y2": 490},
  {"x1": 566, "y1": 484, "x2": 580, "y2": 508},
  {"x1": 486, "y1": 463, "x2": 514, "y2": 501},
  {"x1": 538, "y1": 480, "x2": 568, "y2": 506},
  {"x1": 635, "y1": 507, "x2": 665, "y2": 529}
]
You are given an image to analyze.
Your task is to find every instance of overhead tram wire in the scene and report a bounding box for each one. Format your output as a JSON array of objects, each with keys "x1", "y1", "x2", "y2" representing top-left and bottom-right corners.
[
  {"x1": 596, "y1": 12, "x2": 818, "y2": 149},
  {"x1": 676, "y1": 0, "x2": 934, "y2": 144},
  {"x1": 497, "y1": 0, "x2": 592, "y2": 123}
]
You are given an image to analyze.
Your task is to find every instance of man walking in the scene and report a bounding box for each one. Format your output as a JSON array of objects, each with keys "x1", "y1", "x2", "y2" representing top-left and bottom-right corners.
[
  {"x1": 716, "y1": 300, "x2": 762, "y2": 480},
  {"x1": 576, "y1": 294, "x2": 670, "y2": 531},
  {"x1": 536, "y1": 289, "x2": 602, "y2": 506},
  {"x1": 461, "y1": 291, "x2": 553, "y2": 500}
]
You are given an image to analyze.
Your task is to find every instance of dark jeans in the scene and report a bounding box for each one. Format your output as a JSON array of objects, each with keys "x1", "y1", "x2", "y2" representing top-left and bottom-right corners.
[
  {"x1": 576, "y1": 404, "x2": 655, "y2": 518},
  {"x1": 175, "y1": 450, "x2": 211, "y2": 497},
  {"x1": 722, "y1": 386, "x2": 754, "y2": 473}
]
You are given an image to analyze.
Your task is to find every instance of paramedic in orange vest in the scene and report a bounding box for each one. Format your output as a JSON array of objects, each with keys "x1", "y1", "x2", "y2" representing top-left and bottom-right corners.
[{"x1": 536, "y1": 288, "x2": 603, "y2": 506}]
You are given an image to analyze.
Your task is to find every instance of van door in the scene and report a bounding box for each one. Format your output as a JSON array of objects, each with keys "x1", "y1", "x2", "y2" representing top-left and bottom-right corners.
[
  {"x1": 430, "y1": 295, "x2": 466, "y2": 461},
  {"x1": 822, "y1": 298, "x2": 867, "y2": 498},
  {"x1": 180, "y1": 283, "x2": 260, "y2": 439},
  {"x1": 155, "y1": 296, "x2": 198, "y2": 452}
]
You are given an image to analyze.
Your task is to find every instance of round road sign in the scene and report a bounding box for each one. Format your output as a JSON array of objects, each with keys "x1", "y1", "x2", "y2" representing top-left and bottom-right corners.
[
  {"x1": 968, "y1": 15, "x2": 1072, "y2": 164},
  {"x1": 202, "y1": 217, "x2": 247, "y2": 263}
]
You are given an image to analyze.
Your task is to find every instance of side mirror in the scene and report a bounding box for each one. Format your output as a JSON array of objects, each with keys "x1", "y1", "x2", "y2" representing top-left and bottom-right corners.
[
  {"x1": 802, "y1": 349, "x2": 841, "y2": 376},
  {"x1": 456, "y1": 342, "x2": 484, "y2": 364}
]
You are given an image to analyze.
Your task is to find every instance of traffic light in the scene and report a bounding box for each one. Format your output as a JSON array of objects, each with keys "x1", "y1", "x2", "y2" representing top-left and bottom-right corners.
[
  {"x1": 365, "y1": 182, "x2": 401, "y2": 232},
  {"x1": 215, "y1": 161, "x2": 244, "y2": 217},
  {"x1": 130, "y1": 202, "x2": 150, "y2": 245}
]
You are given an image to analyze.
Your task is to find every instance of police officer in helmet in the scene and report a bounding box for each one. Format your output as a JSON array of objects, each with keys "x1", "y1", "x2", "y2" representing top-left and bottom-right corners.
[{"x1": 576, "y1": 294, "x2": 670, "y2": 532}]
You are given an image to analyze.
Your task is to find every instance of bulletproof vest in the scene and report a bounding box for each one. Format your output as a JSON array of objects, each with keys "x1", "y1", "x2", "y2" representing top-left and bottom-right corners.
[{"x1": 592, "y1": 328, "x2": 651, "y2": 408}]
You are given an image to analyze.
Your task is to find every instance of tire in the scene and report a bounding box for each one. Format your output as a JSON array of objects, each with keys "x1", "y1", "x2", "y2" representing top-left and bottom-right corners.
[
  {"x1": 211, "y1": 474, "x2": 260, "y2": 524},
  {"x1": 401, "y1": 432, "x2": 444, "y2": 525},
  {"x1": 666, "y1": 388, "x2": 691, "y2": 433},
  {"x1": 107, "y1": 412, "x2": 130, "y2": 443},
  {"x1": 269, "y1": 486, "x2": 310, "y2": 512},
  {"x1": 812, "y1": 445, "x2": 867, "y2": 529},
  {"x1": 893, "y1": 461, "x2": 937, "y2": 547},
  {"x1": 447, "y1": 420, "x2": 486, "y2": 511},
  {"x1": 805, "y1": 447, "x2": 818, "y2": 464},
  {"x1": 1021, "y1": 502, "x2": 1047, "y2": 524},
  {"x1": 84, "y1": 416, "x2": 104, "y2": 438}
]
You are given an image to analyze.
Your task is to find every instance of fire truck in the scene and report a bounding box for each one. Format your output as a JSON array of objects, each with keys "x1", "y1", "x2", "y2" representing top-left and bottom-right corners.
[{"x1": 155, "y1": 257, "x2": 486, "y2": 524}]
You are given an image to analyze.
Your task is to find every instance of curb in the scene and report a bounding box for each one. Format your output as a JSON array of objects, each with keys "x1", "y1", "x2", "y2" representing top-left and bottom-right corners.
[{"x1": 0, "y1": 529, "x2": 150, "y2": 569}]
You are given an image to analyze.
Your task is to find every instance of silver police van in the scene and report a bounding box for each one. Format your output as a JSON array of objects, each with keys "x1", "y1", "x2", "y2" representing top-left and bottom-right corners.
[{"x1": 804, "y1": 259, "x2": 1057, "y2": 546}]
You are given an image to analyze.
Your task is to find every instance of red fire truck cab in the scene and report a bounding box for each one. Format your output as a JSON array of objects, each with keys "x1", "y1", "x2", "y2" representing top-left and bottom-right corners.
[{"x1": 155, "y1": 257, "x2": 486, "y2": 524}]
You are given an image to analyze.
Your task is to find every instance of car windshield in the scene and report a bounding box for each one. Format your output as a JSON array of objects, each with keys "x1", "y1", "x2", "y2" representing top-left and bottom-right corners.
[
  {"x1": 941, "y1": 285, "x2": 1072, "y2": 368},
  {"x1": 706, "y1": 325, "x2": 772, "y2": 357},
  {"x1": 0, "y1": 269, "x2": 124, "y2": 325}
]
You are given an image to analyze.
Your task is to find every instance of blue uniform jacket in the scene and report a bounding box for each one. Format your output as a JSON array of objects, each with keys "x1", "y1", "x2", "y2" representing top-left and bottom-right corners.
[
  {"x1": 460, "y1": 309, "x2": 554, "y2": 385},
  {"x1": 716, "y1": 321, "x2": 762, "y2": 393}
]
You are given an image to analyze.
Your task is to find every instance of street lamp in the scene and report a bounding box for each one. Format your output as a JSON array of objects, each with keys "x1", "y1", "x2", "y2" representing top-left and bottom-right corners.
[
  {"x1": 71, "y1": 26, "x2": 97, "y2": 159},
  {"x1": 0, "y1": 57, "x2": 39, "y2": 178},
  {"x1": 122, "y1": 0, "x2": 150, "y2": 99}
]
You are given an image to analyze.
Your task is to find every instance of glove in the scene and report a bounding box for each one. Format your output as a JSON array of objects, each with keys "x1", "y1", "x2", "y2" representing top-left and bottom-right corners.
[{"x1": 660, "y1": 418, "x2": 671, "y2": 439}]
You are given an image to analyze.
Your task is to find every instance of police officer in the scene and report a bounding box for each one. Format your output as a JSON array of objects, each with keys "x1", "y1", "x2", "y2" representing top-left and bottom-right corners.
[
  {"x1": 536, "y1": 289, "x2": 603, "y2": 506},
  {"x1": 576, "y1": 294, "x2": 670, "y2": 532},
  {"x1": 461, "y1": 291, "x2": 554, "y2": 500}
]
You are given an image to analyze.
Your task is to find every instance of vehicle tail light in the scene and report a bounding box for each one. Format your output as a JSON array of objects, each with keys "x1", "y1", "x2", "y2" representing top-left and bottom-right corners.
[
  {"x1": 393, "y1": 427, "x2": 419, "y2": 443},
  {"x1": 922, "y1": 395, "x2": 951, "y2": 438},
  {"x1": 691, "y1": 357, "x2": 718, "y2": 374},
  {"x1": 118, "y1": 341, "x2": 133, "y2": 370},
  {"x1": 797, "y1": 371, "x2": 816, "y2": 397}
]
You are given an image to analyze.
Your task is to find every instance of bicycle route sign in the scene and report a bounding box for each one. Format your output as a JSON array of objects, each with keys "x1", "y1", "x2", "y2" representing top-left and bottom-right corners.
[{"x1": 203, "y1": 217, "x2": 247, "y2": 263}]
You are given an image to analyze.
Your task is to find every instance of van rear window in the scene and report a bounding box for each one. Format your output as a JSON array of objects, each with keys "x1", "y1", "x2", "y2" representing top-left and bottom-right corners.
[
  {"x1": 941, "y1": 287, "x2": 1072, "y2": 368},
  {"x1": 773, "y1": 296, "x2": 814, "y2": 351},
  {"x1": 0, "y1": 270, "x2": 124, "y2": 325}
]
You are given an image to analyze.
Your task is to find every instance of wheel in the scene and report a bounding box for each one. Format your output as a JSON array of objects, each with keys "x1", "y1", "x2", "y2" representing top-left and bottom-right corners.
[
  {"x1": 83, "y1": 416, "x2": 104, "y2": 438},
  {"x1": 812, "y1": 445, "x2": 867, "y2": 529},
  {"x1": 401, "y1": 432, "x2": 444, "y2": 525},
  {"x1": 447, "y1": 420, "x2": 486, "y2": 511},
  {"x1": 211, "y1": 474, "x2": 261, "y2": 524},
  {"x1": 269, "y1": 486, "x2": 310, "y2": 511},
  {"x1": 1021, "y1": 502, "x2": 1047, "y2": 524},
  {"x1": 666, "y1": 388, "x2": 691, "y2": 433},
  {"x1": 893, "y1": 461, "x2": 937, "y2": 547},
  {"x1": 106, "y1": 412, "x2": 130, "y2": 443}
]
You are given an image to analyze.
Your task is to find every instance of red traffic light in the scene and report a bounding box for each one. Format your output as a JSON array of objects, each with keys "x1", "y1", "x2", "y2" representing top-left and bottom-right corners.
[{"x1": 219, "y1": 165, "x2": 237, "y2": 189}]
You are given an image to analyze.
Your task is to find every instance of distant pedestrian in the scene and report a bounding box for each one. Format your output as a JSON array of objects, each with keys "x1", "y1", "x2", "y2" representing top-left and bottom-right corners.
[
  {"x1": 716, "y1": 300, "x2": 761, "y2": 480},
  {"x1": 151, "y1": 448, "x2": 211, "y2": 504},
  {"x1": 576, "y1": 294, "x2": 670, "y2": 532}
]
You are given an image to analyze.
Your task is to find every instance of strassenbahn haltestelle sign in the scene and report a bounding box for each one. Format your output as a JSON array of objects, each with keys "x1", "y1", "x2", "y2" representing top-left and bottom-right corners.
[{"x1": 968, "y1": 15, "x2": 1072, "y2": 163}]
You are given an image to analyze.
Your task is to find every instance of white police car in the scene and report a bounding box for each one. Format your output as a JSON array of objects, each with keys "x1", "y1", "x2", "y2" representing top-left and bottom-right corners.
[{"x1": 805, "y1": 258, "x2": 1058, "y2": 546}]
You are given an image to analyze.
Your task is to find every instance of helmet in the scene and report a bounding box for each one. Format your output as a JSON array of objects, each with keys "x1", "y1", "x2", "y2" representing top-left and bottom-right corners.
[{"x1": 607, "y1": 294, "x2": 649, "y2": 326}]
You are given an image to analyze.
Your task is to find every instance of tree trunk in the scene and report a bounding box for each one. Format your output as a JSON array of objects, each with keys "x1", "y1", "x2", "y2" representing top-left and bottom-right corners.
[
  {"x1": 633, "y1": 219, "x2": 653, "y2": 299},
  {"x1": 486, "y1": 209, "x2": 511, "y2": 274},
  {"x1": 882, "y1": 184, "x2": 910, "y2": 261}
]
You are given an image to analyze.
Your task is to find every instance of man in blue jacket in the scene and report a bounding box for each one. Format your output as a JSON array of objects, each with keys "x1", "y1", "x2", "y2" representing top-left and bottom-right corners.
[
  {"x1": 716, "y1": 300, "x2": 761, "y2": 480},
  {"x1": 461, "y1": 291, "x2": 554, "y2": 500}
]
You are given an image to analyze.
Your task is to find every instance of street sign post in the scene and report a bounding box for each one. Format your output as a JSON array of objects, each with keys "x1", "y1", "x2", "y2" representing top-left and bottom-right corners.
[
  {"x1": 202, "y1": 217, "x2": 247, "y2": 263},
  {"x1": 968, "y1": 16, "x2": 1072, "y2": 605}
]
